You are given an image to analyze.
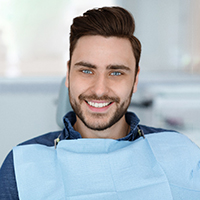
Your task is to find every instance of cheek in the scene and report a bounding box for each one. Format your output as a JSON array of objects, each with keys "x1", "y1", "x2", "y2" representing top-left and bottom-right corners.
[
  {"x1": 69, "y1": 76, "x2": 88, "y2": 99},
  {"x1": 112, "y1": 82, "x2": 133, "y2": 102}
]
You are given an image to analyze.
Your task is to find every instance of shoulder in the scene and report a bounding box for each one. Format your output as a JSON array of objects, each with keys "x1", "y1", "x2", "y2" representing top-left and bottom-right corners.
[
  {"x1": 138, "y1": 123, "x2": 199, "y2": 152},
  {"x1": 139, "y1": 124, "x2": 176, "y2": 135},
  {"x1": 0, "y1": 130, "x2": 63, "y2": 200},
  {"x1": 18, "y1": 130, "x2": 63, "y2": 147},
  {"x1": 144, "y1": 131, "x2": 199, "y2": 159},
  {"x1": 144, "y1": 131, "x2": 200, "y2": 190},
  {"x1": 0, "y1": 151, "x2": 19, "y2": 199},
  {"x1": 145, "y1": 131, "x2": 199, "y2": 150}
]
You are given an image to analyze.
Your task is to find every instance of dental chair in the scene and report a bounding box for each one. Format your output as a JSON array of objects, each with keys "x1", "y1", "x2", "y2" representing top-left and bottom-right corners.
[{"x1": 56, "y1": 77, "x2": 72, "y2": 129}]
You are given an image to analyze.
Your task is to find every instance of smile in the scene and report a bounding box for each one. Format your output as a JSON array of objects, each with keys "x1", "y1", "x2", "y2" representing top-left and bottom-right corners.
[{"x1": 86, "y1": 101, "x2": 111, "y2": 108}]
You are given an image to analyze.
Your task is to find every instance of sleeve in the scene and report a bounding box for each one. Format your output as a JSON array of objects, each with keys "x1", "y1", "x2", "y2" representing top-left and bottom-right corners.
[{"x1": 0, "y1": 150, "x2": 19, "y2": 200}]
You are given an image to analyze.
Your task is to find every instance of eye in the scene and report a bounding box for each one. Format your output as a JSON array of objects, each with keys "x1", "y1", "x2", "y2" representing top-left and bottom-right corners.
[
  {"x1": 110, "y1": 71, "x2": 122, "y2": 76},
  {"x1": 82, "y1": 69, "x2": 93, "y2": 74}
]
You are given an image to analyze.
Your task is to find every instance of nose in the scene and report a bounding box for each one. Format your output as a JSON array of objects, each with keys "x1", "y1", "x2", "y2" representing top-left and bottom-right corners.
[{"x1": 91, "y1": 74, "x2": 109, "y2": 97}]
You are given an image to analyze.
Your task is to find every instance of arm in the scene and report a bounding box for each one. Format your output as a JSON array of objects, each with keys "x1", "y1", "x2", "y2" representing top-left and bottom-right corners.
[{"x1": 0, "y1": 151, "x2": 19, "y2": 200}]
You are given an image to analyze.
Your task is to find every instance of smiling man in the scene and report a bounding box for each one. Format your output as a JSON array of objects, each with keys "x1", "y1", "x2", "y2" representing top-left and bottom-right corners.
[
  {"x1": 67, "y1": 35, "x2": 139, "y2": 139},
  {"x1": 0, "y1": 6, "x2": 200, "y2": 200}
]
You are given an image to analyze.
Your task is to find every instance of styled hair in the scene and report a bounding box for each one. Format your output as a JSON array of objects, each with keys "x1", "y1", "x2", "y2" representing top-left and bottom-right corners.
[{"x1": 69, "y1": 6, "x2": 141, "y2": 74}]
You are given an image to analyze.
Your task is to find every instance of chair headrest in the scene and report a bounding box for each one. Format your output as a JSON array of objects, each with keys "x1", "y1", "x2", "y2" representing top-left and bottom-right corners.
[{"x1": 56, "y1": 77, "x2": 72, "y2": 129}]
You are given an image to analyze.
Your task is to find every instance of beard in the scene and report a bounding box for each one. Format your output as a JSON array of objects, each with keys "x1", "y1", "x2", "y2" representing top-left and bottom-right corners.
[{"x1": 68, "y1": 85, "x2": 134, "y2": 131}]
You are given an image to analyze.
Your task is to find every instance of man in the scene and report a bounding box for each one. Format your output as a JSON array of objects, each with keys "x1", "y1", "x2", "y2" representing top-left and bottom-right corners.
[{"x1": 0, "y1": 6, "x2": 200, "y2": 200}]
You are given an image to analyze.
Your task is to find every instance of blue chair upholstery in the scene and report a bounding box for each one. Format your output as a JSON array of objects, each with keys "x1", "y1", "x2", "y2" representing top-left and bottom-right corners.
[{"x1": 56, "y1": 77, "x2": 72, "y2": 129}]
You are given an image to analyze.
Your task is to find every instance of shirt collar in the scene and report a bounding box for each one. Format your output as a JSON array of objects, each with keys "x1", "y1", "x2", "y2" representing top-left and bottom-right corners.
[{"x1": 63, "y1": 111, "x2": 140, "y2": 141}]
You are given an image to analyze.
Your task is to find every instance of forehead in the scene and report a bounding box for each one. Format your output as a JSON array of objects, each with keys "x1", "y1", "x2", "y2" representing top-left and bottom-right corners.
[{"x1": 71, "y1": 35, "x2": 136, "y2": 69}]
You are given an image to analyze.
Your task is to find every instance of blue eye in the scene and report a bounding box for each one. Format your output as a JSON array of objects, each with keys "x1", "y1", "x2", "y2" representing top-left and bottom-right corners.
[
  {"x1": 111, "y1": 71, "x2": 122, "y2": 76},
  {"x1": 82, "y1": 70, "x2": 92, "y2": 74}
]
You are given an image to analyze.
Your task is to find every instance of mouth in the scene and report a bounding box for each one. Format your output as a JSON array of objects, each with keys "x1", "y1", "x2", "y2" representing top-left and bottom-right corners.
[{"x1": 85, "y1": 100, "x2": 112, "y2": 108}]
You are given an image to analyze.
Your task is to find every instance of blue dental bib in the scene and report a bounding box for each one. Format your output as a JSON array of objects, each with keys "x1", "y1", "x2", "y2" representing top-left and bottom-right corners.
[{"x1": 13, "y1": 132, "x2": 200, "y2": 200}]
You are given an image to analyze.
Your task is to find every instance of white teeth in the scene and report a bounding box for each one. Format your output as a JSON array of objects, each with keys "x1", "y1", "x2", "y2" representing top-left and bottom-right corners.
[{"x1": 87, "y1": 101, "x2": 110, "y2": 108}]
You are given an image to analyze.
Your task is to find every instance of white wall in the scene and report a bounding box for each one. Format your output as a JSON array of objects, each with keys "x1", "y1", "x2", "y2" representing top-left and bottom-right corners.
[
  {"x1": 119, "y1": 0, "x2": 200, "y2": 72},
  {"x1": 0, "y1": 77, "x2": 62, "y2": 165}
]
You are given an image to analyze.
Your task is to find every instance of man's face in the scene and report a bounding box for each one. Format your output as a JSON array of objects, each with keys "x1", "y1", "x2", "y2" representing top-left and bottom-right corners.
[{"x1": 66, "y1": 35, "x2": 139, "y2": 131}]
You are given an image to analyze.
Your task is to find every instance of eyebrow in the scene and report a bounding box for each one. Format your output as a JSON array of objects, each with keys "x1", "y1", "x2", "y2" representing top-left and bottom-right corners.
[
  {"x1": 74, "y1": 61, "x2": 131, "y2": 71},
  {"x1": 106, "y1": 64, "x2": 131, "y2": 71},
  {"x1": 74, "y1": 61, "x2": 97, "y2": 69}
]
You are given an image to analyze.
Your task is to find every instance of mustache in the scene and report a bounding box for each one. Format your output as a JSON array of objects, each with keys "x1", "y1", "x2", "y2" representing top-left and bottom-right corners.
[{"x1": 79, "y1": 94, "x2": 120, "y2": 103}]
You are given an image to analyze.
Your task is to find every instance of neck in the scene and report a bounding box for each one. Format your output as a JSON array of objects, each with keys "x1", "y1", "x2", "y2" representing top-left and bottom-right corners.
[{"x1": 73, "y1": 115, "x2": 130, "y2": 139}]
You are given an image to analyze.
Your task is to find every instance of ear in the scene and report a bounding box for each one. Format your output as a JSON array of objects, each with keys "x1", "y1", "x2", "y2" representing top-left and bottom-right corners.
[
  {"x1": 133, "y1": 66, "x2": 140, "y2": 93},
  {"x1": 65, "y1": 61, "x2": 70, "y2": 88}
]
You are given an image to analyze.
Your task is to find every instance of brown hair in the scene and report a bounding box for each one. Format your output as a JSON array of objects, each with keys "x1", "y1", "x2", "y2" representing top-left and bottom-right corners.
[{"x1": 69, "y1": 6, "x2": 141, "y2": 74}]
